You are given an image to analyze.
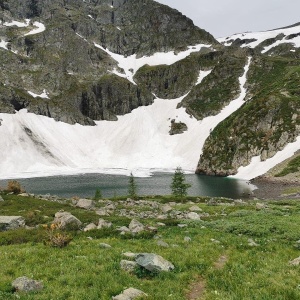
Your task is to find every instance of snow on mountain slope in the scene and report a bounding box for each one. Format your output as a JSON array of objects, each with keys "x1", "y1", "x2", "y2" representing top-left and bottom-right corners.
[
  {"x1": 24, "y1": 22, "x2": 46, "y2": 36},
  {"x1": 94, "y1": 43, "x2": 211, "y2": 84},
  {"x1": 218, "y1": 23, "x2": 300, "y2": 52},
  {"x1": 27, "y1": 89, "x2": 49, "y2": 99},
  {"x1": 0, "y1": 58, "x2": 251, "y2": 179},
  {"x1": 2, "y1": 19, "x2": 45, "y2": 36},
  {"x1": 231, "y1": 136, "x2": 300, "y2": 180},
  {"x1": 196, "y1": 70, "x2": 212, "y2": 85},
  {"x1": 0, "y1": 40, "x2": 8, "y2": 50}
]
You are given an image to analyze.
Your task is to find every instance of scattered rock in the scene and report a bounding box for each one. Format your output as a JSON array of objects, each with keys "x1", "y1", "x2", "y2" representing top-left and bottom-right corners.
[
  {"x1": 248, "y1": 238, "x2": 259, "y2": 247},
  {"x1": 234, "y1": 199, "x2": 247, "y2": 206},
  {"x1": 211, "y1": 239, "x2": 221, "y2": 244},
  {"x1": 186, "y1": 212, "x2": 200, "y2": 220},
  {"x1": 122, "y1": 252, "x2": 137, "y2": 259},
  {"x1": 18, "y1": 193, "x2": 30, "y2": 197},
  {"x1": 97, "y1": 218, "x2": 112, "y2": 229},
  {"x1": 116, "y1": 226, "x2": 130, "y2": 234},
  {"x1": 95, "y1": 208, "x2": 110, "y2": 216},
  {"x1": 289, "y1": 256, "x2": 300, "y2": 266},
  {"x1": 53, "y1": 211, "x2": 82, "y2": 229},
  {"x1": 120, "y1": 260, "x2": 138, "y2": 272},
  {"x1": 106, "y1": 203, "x2": 116, "y2": 210},
  {"x1": 147, "y1": 226, "x2": 157, "y2": 232},
  {"x1": 0, "y1": 195, "x2": 3, "y2": 201},
  {"x1": 184, "y1": 236, "x2": 192, "y2": 243},
  {"x1": 206, "y1": 199, "x2": 218, "y2": 206},
  {"x1": 156, "y1": 222, "x2": 166, "y2": 226},
  {"x1": 161, "y1": 204, "x2": 173, "y2": 213},
  {"x1": 99, "y1": 243, "x2": 112, "y2": 249},
  {"x1": 12, "y1": 276, "x2": 43, "y2": 292},
  {"x1": 76, "y1": 199, "x2": 95, "y2": 210},
  {"x1": 0, "y1": 216, "x2": 25, "y2": 231},
  {"x1": 112, "y1": 288, "x2": 147, "y2": 300},
  {"x1": 157, "y1": 214, "x2": 168, "y2": 220},
  {"x1": 135, "y1": 253, "x2": 175, "y2": 272},
  {"x1": 256, "y1": 203, "x2": 267, "y2": 210},
  {"x1": 169, "y1": 120, "x2": 188, "y2": 135},
  {"x1": 157, "y1": 240, "x2": 169, "y2": 247},
  {"x1": 129, "y1": 219, "x2": 144, "y2": 233},
  {"x1": 189, "y1": 206, "x2": 202, "y2": 212},
  {"x1": 83, "y1": 223, "x2": 97, "y2": 232},
  {"x1": 178, "y1": 224, "x2": 188, "y2": 228}
]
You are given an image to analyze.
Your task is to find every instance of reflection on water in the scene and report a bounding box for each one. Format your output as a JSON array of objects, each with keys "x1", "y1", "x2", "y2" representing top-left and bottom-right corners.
[{"x1": 0, "y1": 173, "x2": 255, "y2": 199}]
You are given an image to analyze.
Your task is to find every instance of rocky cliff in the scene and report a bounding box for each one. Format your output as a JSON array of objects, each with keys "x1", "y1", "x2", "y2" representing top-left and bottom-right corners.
[
  {"x1": 0, "y1": 0, "x2": 216, "y2": 124},
  {"x1": 0, "y1": 0, "x2": 300, "y2": 179}
]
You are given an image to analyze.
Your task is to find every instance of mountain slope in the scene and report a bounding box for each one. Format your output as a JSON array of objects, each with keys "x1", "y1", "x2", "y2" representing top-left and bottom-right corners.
[
  {"x1": 218, "y1": 23, "x2": 300, "y2": 56},
  {"x1": 197, "y1": 28, "x2": 300, "y2": 178},
  {"x1": 0, "y1": 0, "x2": 217, "y2": 125},
  {"x1": 0, "y1": 0, "x2": 299, "y2": 180}
]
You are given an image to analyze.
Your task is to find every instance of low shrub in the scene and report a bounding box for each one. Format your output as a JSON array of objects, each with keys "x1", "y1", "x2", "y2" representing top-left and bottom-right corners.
[
  {"x1": 5, "y1": 180, "x2": 25, "y2": 194},
  {"x1": 44, "y1": 224, "x2": 72, "y2": 248}
]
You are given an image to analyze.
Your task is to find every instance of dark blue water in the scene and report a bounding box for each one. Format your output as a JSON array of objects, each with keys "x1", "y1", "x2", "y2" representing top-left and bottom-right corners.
[{"x1": 0, "y1": 173, "x2": 254, "y2": 199}]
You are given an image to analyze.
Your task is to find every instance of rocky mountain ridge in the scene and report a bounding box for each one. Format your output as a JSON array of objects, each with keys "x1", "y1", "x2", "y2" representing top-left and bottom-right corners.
[{"x1": 0, "y1": 0, "x2": 299, "y2": 179}]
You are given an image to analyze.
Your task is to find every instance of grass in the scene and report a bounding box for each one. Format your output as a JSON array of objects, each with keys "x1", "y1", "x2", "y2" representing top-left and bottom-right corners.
[
  {"x1": 1, "y1": 194, "x2": 300, "y2": 299},
  {"x1": 275, "y1": 155, "x2": 300, "y2": 177}
]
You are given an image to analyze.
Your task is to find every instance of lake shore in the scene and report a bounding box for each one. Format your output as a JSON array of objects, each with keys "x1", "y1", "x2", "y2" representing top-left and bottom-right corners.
[{"x1": 251, "y1": 176, "x2": 300, "y2": 200}]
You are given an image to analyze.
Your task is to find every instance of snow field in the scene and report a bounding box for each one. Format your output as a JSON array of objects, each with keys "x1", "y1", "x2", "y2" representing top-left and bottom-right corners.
[
  {"x1": 2, "y1": 19, "x2": 45, "y2": 36},
  {"x1": 232, "y1": 136, "x2": 300, "y2": 180},
  {"x1": 0, "y1": 58, "x2": 251, "y2": 179},
  {"x1": 218, "y1": 24, "x2": 300, "y2": 52},
  {"x1": 27, "y1": 89, "x2": 49, "y2": 99},
  {"x1": 94, "y1": 43, "x2": 212, "y2": 84}
]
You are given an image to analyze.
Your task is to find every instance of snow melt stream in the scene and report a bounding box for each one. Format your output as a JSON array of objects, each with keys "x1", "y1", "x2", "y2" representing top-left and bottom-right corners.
[{"x1": 0, "y1": 58, "x2": 251, "y2": 179}]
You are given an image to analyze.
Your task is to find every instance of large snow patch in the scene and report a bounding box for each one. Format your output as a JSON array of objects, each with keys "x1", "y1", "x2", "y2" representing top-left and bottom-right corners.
[{"x1": 0, "y1": 58, "x2": 252, "y2": 179}]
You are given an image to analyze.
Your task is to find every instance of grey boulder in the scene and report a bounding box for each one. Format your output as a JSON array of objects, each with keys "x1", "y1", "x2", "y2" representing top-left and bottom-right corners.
[
  {"x1": 53, "y1": 211, "x2": 82, "y2": 229},
  {"x1": 112, "y1": 288, "x2": 147, "y2": 300},
  {"x1": 135, "y1": 253, "x2": 174, "y2": 272},
  {"x1": 0, "y1": 216, "x2": 25, "y2": 231},
  {"x1": 12, "y1": 276, "x2": 43, "y2": 292}
]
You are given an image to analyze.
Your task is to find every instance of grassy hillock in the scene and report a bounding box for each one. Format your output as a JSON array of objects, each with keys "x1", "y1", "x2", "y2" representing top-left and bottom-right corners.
[{"x1": 1, "y1": 193, "x2": 300, "y2": 299}]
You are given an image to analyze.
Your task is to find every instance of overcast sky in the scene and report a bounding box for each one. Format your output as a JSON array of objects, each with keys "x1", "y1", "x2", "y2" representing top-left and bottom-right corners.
[{"x1": 154, "y1": 0, "x2": 300, "y2": 38}]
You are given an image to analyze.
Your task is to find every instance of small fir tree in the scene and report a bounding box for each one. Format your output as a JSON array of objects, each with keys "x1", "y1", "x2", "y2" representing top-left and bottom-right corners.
[
  {"x1": 128, "y1": 172, "x2": 137, "y2": 199},
  {"x1": 94, "y1": 188, "x2": 102, "y2": 200},
  {"x1": 171, "y1": 167, "x2": 191, "y2": 198}
]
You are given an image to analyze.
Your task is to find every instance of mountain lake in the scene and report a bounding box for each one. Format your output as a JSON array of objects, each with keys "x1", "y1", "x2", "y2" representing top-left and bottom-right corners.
[{"x1": 0, "y1": 173, "x2": 255, "y2": 199}]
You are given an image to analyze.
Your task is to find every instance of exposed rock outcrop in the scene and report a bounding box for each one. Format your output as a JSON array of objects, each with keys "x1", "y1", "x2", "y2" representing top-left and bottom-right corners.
[{"x1": 0, "y1": 216, "x2": 25, "y2": 231}]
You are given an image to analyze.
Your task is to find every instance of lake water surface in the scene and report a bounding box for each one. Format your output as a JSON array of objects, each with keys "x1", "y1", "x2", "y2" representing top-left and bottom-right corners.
[{"x1": 0, "y1": 173, "x2": 255, "y2": 199}]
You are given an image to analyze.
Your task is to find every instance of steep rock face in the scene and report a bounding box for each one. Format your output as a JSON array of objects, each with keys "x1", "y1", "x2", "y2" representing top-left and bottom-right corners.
[
  {"x1": 197, "y1": 55, "x2": 300, "y2": 176},
  {"x1": 0, "y1": 0, "x2": 217, "y2": 125},
  {"x1": 134, "y1": 49, "x2": 218, "y2": 99},
  {"x1": 79, "y1": 75, "x2": 154, "y2": 121},
  {"x1": 180, "y1": 48, "x2": 250, "y2": 120}
]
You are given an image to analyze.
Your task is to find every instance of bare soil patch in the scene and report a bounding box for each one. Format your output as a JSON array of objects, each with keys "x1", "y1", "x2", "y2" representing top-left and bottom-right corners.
[{"x1": 186, "y1": 277, "x2": 206, "y2": 300}]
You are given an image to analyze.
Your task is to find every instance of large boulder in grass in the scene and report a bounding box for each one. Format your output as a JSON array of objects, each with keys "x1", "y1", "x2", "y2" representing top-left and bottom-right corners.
[
  {"x1": 12, "y1": 276, "x2": 43, "y2": 292},
  {"x1": 112, "y1": 288, "x2": 147, "y2": 300},
  {"x1": 128, "y1": 219, "x2": 144, "y2": 233},
  {"x1": 135, "y1": 253, "x2": 174, "y2": 272},
  {"x1": 97, "y1": 218, "x2": 112, "y2": 229},
  {"x1": 0, "y1": 216, "x2": 25, "y2": 231},
  {"x1": 76, "y1": 199, "x2": 95, "y2": 210},
  {"x1": 53, "y1": 211, "x2": 82, "y2": 229},
  {"x1": 0, "y1": 195, "x2": 4, "y2": 201}
]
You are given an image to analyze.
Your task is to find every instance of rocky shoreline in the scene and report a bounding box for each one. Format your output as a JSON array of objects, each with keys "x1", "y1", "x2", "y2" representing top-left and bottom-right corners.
[{"x1": 251, "y1": 176, "x2": 300, "y2": 200}]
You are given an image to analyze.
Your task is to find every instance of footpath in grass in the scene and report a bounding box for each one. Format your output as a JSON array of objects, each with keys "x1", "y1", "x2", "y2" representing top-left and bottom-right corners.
[{"x1": 1, "y1": 193, "x2": 300, "y2": 299}]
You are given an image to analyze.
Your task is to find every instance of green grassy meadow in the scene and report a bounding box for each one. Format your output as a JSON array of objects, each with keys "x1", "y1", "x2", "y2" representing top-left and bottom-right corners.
[{"x1": 1, "y1": 193, "x2": 300, "y2": 299}]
